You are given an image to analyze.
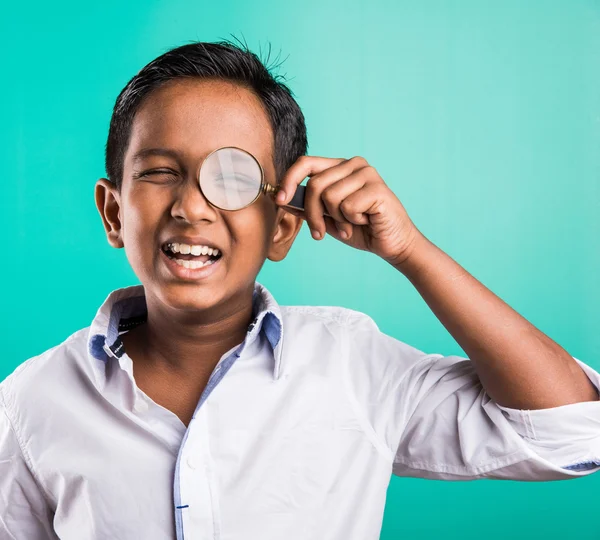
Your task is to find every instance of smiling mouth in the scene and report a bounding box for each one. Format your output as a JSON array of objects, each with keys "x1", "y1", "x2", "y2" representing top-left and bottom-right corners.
[{"x1": 161, "y1": 243, "x2": 223, "y2": 270}]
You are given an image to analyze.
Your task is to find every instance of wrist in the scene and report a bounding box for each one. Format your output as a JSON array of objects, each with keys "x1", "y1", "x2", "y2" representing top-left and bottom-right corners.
[{"x1": 389, "y1": 230, "x2": 433, "y2": 279}]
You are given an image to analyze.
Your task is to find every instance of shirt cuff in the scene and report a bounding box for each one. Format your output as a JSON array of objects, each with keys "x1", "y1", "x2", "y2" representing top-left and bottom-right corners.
[{"x1": 496, "y1": 357, "x2": 600, "y2": 474}]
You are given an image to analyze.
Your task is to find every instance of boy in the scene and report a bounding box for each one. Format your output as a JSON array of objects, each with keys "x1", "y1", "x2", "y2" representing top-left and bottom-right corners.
[{"x1": 1, "y1": 41, "x2": 598, "y2": 540}]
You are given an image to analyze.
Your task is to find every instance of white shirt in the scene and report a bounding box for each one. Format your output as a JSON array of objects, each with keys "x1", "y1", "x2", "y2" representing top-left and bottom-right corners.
[{"x1": 1, "y1": 282, "x2": 599, "y2": 540}]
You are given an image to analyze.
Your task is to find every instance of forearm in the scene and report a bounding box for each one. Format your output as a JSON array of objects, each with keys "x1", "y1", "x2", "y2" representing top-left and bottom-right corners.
[{"x1": 394, "y1": 232, "x2": 598, "y2": 409}]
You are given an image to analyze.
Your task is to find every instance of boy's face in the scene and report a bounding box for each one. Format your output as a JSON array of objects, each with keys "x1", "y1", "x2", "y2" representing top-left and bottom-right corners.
[{"x1": 95, "y1": 78, "x2": 302, "y2": 315}]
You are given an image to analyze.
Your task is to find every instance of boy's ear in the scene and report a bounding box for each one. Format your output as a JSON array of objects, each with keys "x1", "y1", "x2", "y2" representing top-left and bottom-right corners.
[
  {"x1": 95, "y1": 178, "x2": 124, "y2": 249},
  {"x1": 267, "y1": 207, "x2": 304, "y2": 262}
]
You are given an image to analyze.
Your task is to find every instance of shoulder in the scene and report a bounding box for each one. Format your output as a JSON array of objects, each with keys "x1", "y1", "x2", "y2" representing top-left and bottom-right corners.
[
  {"x1": 280, "y1": 304, "x2": 377, "y2": 332},
  {"x1": 279, "y1": 304, "x2": 432, "y2": 370},
  {"x1": 0, "y1": 327, "x2": 92, "y2": 420},
  {"x1": 276, "y1": 305, "x2": 386, "y2": 366}
]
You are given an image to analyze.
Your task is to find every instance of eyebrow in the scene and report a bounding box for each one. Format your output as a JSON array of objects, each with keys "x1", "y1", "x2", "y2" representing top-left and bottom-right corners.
[
  {"x1": 131, "y1": 146, "x2": 259, "y2": 167},
  {"x1": 132, "y1": 148, "x2": 182, "y2": 162}
]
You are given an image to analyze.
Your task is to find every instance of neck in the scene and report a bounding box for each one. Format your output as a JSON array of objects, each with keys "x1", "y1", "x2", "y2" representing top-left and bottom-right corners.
[{"x1": 131, "y1": 286, "x2": 255, "y2": 377}]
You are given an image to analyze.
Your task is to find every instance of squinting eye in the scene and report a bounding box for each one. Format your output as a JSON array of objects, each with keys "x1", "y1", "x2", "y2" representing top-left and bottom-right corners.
[
  {"x1": 134, "y1": 170, "x2": 180, "y2": 183},
  {"x1": 214, "y1": 173, "x2": 256, "y2": 185}
]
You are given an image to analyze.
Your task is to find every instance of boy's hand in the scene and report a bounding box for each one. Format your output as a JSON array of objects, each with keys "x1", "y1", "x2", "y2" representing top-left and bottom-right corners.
[{"x1": 276, "y1": 155, "x2": 423, "y2": 266}]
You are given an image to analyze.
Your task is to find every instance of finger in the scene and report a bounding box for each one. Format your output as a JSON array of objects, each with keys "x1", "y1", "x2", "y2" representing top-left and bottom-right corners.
[
  {"x1": 323, "y1": 215, "x2": 348, "y2": 241},
  {"x1": 321, "y1": 172, "x2": 369, "y2": 240},
  {"x1": 276, "y1": 155, "x2": 368, "y2": 207},
  {"x1": 320, "y1": 170, "x2": 367, "y2": 224},
  {"x1": 338, "y1": 183, "x2": 385, "y2": 225},
  {"x1": 304, "y1": 158, "x2": 370, "y2": 239},
  {"x1": 276, "y1": 156, "x2": 344, "y2": 207}
]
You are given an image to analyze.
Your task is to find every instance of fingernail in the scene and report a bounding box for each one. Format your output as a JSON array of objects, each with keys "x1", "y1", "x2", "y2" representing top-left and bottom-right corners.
[
  {"x1": 312, "y1": 229, "x2": 321, "y2": 240},
  {"x1": 335, "y1": 222, "x2": 348, "y2": 239},
  {"x1": 276, "y1": 191, "x2": 286, "y2": 203}
]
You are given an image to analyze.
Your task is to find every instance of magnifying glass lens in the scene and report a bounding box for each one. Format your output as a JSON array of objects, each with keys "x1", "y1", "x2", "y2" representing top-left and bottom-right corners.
[{"x1": 199, "y1": 147, "x2": 262, "y2": 210}]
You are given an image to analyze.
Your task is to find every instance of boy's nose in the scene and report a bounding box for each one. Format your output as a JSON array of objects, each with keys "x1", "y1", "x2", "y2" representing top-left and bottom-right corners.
[{"x1": 171, "y1": 176, "x2": 217, "y2": 224}]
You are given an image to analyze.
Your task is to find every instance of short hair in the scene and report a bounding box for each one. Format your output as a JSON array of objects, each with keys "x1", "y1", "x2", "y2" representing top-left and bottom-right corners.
[{"x1": 104, "y1": 40, "x2": 308, "y2": 190}]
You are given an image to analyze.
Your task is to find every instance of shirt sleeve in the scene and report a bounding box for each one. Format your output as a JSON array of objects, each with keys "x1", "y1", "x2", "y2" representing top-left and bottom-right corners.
[
  {"x1": 0, "y1": 388, "x2": 56, "y2": 539},
  {"x1": 343, "y1": 310, "x2": 600, "y2": 481}
]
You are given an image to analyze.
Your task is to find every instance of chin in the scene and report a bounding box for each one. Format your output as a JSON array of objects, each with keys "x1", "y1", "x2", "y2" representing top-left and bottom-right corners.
[{"x1": 155, "y1": 282, "x2": 227, "y2": 312}]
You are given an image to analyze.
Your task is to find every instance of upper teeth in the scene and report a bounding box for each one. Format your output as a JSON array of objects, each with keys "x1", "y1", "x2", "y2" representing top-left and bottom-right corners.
[{"x1": 167, "y1": 243, "x2": 219, "y2": 256}]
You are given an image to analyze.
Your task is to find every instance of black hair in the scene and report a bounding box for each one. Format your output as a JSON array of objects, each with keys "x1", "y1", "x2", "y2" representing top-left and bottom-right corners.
[{"x1": 104, "y1": 40, "x2": 308, "y2": 190}]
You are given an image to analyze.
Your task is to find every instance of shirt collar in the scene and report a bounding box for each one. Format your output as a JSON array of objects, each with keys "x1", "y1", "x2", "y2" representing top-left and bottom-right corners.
[{"x1": 87, "y1": 281, "x2": 285, "y2": 380}]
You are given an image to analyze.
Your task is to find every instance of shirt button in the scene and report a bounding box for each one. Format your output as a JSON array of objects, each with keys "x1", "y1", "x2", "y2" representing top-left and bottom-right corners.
[
  {"x1": 187, "y1": 455, "x2": 197, "y2": 470},
  {"x1": 133, "y1": 399, "x2": 148, "y2": 414}
]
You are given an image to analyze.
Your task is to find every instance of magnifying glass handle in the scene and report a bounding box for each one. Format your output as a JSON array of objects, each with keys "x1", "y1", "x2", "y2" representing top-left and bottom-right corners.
[{"x1": 285, "y1": 184, "x2": 332, "y2": 218}]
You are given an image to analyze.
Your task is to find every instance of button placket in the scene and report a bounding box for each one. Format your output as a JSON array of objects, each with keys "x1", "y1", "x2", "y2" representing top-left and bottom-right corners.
[{"x1": 179, "y1": 406, "x2": 216, "y2": 539}]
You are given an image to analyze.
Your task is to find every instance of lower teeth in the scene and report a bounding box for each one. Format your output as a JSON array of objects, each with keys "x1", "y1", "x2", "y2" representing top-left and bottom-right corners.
[{"x1": 172, "y1": 257, "x2": 216, "y2": 269}]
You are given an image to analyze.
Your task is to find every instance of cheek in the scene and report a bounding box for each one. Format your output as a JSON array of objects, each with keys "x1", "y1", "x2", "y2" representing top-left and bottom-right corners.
[
  {"x1": 121, "y1": 192, "x2": 165, "y2": 251},
  {"x1": 229, "y1": 208, "x2": 273, "y2": 255}
]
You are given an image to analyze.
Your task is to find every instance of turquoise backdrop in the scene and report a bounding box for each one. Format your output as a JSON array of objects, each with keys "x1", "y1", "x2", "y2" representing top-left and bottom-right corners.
[{"x1": 1, "y1": 1, "x2": 599, "y2": 538}]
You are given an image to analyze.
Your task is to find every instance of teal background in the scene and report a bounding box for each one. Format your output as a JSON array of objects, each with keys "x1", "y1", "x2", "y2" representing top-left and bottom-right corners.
[{"x1": 1, "y1": 1, "x2": 599, "y2": 538}]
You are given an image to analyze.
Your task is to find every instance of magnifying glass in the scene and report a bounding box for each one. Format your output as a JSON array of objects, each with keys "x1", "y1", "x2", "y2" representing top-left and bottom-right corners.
[{"x1": 198, "y1": 146, "x2": 330, "y2": 216}]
